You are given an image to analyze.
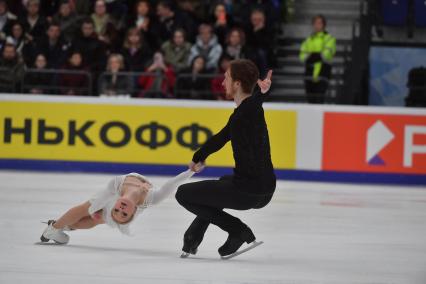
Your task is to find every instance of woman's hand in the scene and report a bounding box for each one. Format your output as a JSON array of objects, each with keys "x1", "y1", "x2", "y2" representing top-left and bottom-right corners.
[{"x1": 257, "y1": 70, "x2": 273, "y2": 94}]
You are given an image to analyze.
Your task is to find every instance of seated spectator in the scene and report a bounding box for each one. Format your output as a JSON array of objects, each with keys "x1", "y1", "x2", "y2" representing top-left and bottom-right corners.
[
  {"x1": 224, "y1": 27, "x2": 247, "y2": 60},
  {"x1": 24, "y1": 53, "x2": 52, "y2": 94},
  {"x1": 52, "y1": 0, "x2": 82, "y2": 42},
  {"x1": 299, "y1": 15, "x2": 336, "y2": 104},
  {"x1": 177, "y1": 55, "x2": 212, "y2": 100},
  {"x1": 161, "y1": 28, "x2": 191, "y2": 72},
  {"x1": 211, "y1": 3, "x2": 233, "y2": 46},
  {"x1": 91, "y1": 0, "x2": 113, "y2": 37},
  {"x1": 0, "y1": 0, "x2": 17, "y2": 41},
  {"x1": 137, "y1": 51, "x2": 175, "y2": 98},
  {"x1": 128, "y1": 0, "x2": 159, "y2": 50},
  {"x1": 0, "y1": 43, "x2": 25, "y2": 92},
  {"x1": 121, "y1": 27, "x2": 152, "y2": 72},
  {"x1": 188, "y1": 24, "x2": 222, "y2": 70},
  {"x1": 156, "y1": 0, "x2": 192, "y2": 43},
  {"x1": 20, "y1": 0, "x2": 48, "y2": 41},
  {"x1": 211, "y1": 54, "x2": 232, "y2": 100},
  {"x1": 72, "y1": 18, "x2": 106, "y2": 71},
  {"x1": 99, "y1": 53, "x2": 132, "y2": 96},
  {"x1": 5, "y1": 22, "x2": 26, "y2": 55},
  {"x1": 91, "y1": 0, "x2": 120, "y2": 50},
  {"x1": 245, "y1": 8, "x2": 273, "y2": 77},
  {"x1": 59, "y1": 51, "x2": 89, "y2": 95},
  {"x1": 34, "y1": 23, "x2": 71, "y2": 69}
]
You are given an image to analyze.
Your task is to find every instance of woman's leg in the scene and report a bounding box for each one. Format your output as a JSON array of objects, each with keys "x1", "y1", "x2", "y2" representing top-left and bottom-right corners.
[
  {"x1": 53, "y1": 201, "x2": 92, "y2": 229},
  {"x1": 69, "y1": 216, "x2": 104, "y2": 230}
]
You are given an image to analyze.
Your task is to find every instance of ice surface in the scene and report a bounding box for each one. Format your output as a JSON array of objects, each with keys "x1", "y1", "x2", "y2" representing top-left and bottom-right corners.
[{"x1": 0, "y1": 171, "x2": 425, "y2": 284}]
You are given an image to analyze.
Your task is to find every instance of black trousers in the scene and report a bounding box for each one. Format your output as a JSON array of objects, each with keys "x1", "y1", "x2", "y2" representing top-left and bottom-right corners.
[
  {"x1": 304, "y1": 80, "x2": 329, "y2": 104},
  {"x1": 175, "y1": 176, "x2": 275, "y2": 238}
]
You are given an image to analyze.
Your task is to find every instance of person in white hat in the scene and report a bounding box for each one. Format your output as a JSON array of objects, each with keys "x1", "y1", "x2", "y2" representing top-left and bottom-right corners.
[{"x1": 40, "y1": 167, "x2": 201, "y2": 244}]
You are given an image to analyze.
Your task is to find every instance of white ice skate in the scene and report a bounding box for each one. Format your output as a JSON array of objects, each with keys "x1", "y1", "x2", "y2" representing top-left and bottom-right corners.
[{"x1": 40, "y1": 222, "x2": 69, "y2": 244}]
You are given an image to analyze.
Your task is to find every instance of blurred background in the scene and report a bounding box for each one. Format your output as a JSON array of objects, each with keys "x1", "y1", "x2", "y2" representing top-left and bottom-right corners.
[{"x1": 0, "y1": 0, "x2": 424, "y2": 106}]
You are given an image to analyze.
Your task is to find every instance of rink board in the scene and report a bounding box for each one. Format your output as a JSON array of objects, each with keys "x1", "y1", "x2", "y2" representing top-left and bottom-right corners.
[{"x1": 0, "y1": 94, "x2": 425, "y2": 185}]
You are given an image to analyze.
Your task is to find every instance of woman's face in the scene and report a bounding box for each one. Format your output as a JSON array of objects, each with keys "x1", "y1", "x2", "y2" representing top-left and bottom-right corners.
[
  {"x1": 193, "y1": 57, "x2": 205, "y2": 72},
  {"x1": 70, "y1": 53, "x2": 82, "y2": 67},
  {"x1": 229, "y1": 30, "x2": 241, "y2": 46},
  {"x1": 128, "y1": 31, "x2": 140, "y2": 45},
  {"x1": 109, "y1": 56, "x2": 121, "y2": 72},
  {"x1": 173, "y1": 31, "x2": 184, "y2": 46},
  {"x1": 137, "y1": 1, "x2": 149, "y2": 16},
  {"x1": 112, "y1": 198, "x2": 136, "y2": 224},
  {"x1": 12, "y1": 24, "x2": 23, "y2": 38},
  {"x1": 220, "y1": 58, "x2": 230, "y2": 71},
  {"x1": 214, "y1": 4, "x2": 226, "y2": 19},
  {"x1": 59, "y1": 3, "x2": 71, "y2": 17},
  {"x1": 35, "y1": 55, "x2": 47, "y2": 69}
]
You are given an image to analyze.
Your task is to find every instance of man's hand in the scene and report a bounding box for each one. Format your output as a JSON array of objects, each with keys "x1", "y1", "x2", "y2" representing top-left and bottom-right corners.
[
  {"x1": 257, "y1": 70, "x2": 273, "y2": 94},
  {"x1": 189, "y1": 161, "x2": 205, "y2": 173}
]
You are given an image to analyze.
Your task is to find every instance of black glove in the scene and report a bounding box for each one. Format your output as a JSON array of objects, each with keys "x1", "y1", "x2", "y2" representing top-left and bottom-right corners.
[{"x1": 306, "y1": 52, "x2": 322, "y2": 64}]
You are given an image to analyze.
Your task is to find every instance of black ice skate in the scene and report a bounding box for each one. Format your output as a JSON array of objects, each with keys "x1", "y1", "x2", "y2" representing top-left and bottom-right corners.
[
  {"x1": 180, "y1": 234, "x2": 204, "y2": 258},
  {"x1": 218, "y1": 226, "x2": 263, "y2": 259}
]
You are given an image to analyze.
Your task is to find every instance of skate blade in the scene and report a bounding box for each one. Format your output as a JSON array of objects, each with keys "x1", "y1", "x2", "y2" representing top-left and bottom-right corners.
[
  {"x1": 180, "y1": 252, "x2": 190, "y2": 258},
  {"x1": 220, "y1": 241, "x2": 264, "y2": 260},
  {"x1": 34, "y1": 241, "x2": 65, "y2": 246}
]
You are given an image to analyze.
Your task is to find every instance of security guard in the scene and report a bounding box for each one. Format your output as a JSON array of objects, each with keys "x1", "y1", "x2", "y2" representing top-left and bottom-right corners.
[{"x1": 299, "y1": 15, "x2": 336, "y2": 104}]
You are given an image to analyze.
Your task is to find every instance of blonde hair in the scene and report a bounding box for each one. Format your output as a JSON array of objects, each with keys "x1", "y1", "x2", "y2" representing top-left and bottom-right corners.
[{"x1": 107, "y1": 53, "x2": 125, "y2": 72}]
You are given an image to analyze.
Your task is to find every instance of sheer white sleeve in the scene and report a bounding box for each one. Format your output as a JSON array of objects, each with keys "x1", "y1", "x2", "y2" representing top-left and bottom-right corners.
[
  {"x1": 88, "y1": 176, "x2": 121, "y2": 215},
  {"x1": 151, "y1": 170, "x2": 194, "y2": 205}
]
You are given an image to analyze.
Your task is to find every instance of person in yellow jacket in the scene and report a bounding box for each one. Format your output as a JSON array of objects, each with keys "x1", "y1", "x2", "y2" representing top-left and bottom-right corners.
[{"x1": 299, "y1": 15, "x2": 336, "y2": 104}]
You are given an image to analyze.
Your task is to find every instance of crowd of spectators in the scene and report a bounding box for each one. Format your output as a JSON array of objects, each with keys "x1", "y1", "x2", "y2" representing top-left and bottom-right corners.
[{"x1": 0, "y1": 0, "x2": 282, "y2": 99}]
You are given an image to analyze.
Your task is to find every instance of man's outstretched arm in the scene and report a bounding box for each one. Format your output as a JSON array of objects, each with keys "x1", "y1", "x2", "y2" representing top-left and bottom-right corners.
[{"x1": 191, "y1": 120, "x2": 231, "y2": 166}]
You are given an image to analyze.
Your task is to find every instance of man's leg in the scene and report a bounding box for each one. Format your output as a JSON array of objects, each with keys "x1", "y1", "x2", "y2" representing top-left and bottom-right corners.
[
  {"x1": 176, "y1": 179, "x2": 258, "y2": 256},
  {"x1": 182, "y1": 217, "x2": 210, "y2": 254},
  {"x1": 176, "y1": 179, "x2": 254, "y2": 234}
]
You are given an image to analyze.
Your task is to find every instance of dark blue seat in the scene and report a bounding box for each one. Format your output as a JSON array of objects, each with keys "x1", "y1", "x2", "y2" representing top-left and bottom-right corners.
[
  {"x1": 414, "y1": 0, "x2": 426, "y2": 27},
  {"x1": 381, "y1": 0, "x2": 409, "y2": 26}
]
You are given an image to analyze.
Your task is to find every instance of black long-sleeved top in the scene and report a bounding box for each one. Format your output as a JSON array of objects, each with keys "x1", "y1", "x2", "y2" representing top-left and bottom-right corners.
[{"x1": 193, "y1": 87, "x2": 276, "y2": 194}]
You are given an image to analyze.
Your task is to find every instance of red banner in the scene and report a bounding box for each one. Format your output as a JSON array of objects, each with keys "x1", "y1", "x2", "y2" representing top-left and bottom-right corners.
[{"x1": 322, "y1": 113, "x2": 426, "y2": 174}]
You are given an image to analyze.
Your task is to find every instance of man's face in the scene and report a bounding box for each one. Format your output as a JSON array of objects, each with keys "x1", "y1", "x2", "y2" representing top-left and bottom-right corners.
[
  {"x1": 47, "y1": 26, "x2": 60, "y2": 40},
  {"x1": 200, "y1": 28, "x2": 212, "y2": 44},
  {"x1": 3, "y1": 46, "x2": 16, "y2": 61},
  {"x1": 27, "y1": 1, "x2": 39, "y2": 16},
  {"x1": 0, "y1": 2, "x2": 7, "y2": 15},
  {"x1": 82, "y1": 23, "x2": 94, "y2": 37},
  {"x1": 156, "y1": 4, "x2": 168, "y2": 18},
  {"x1": 222, "y1": 68, "x2": 238, "y2": 100},
  {"x1": 95, "y1": 0, "x2": 106, "y2": 15},
  {"x1": 251, "y1": 11, "x2": 264, "y2": 28},
  {"x1": 313, "y1": 18, "x2": 325, "y2": 33}
]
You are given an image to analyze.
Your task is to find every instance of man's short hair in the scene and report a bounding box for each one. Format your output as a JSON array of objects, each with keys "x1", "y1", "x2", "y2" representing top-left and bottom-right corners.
[{"x1": 229, "y1": 59, "x2": 259, "y2": 94}]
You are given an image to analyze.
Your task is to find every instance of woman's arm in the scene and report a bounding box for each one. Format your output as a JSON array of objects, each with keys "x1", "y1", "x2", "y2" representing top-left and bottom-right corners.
[{"x1": 151, "y1": 170, "x2": 194, "y2": 205}]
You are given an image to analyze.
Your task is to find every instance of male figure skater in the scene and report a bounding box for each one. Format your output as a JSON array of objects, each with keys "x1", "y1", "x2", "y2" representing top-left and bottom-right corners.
[{"x1": 175, "y1": 59, "x2": 276, "y2": 258}]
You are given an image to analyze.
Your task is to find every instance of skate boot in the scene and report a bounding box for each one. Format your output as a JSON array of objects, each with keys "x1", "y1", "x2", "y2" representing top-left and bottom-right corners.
[
  {"x1": 40, "y1": 221, "x2": 69, "y2": 244},
  {"x1": 181, "y1": 218, "x2": 209, "y2": 258},
  {"x1": 218, "y1": 225, "x2": 256, "y2": 257},
  {"x1": 181, "y1": 233, "x2": 204, "y2": 257}
]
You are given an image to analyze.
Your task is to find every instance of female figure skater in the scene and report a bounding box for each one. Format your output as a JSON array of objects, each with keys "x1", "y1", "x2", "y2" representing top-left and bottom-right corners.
[{"x1": 41, "y1": 168, "x2": 201, "y2": 244}]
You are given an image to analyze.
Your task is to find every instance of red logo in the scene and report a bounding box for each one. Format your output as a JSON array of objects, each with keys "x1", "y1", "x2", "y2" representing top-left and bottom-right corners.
[{"x1": 322, "y1": 113, "x2": 426, "y2": 174}]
